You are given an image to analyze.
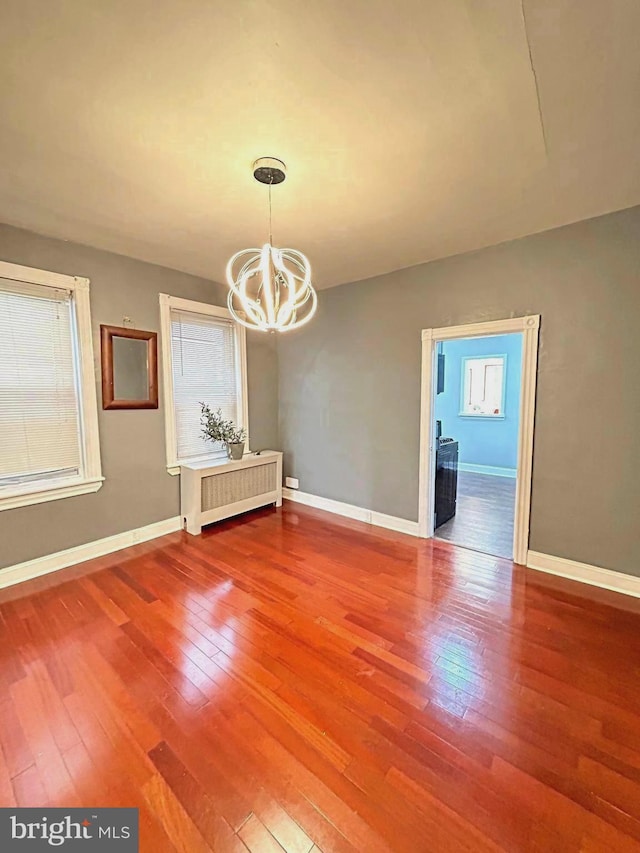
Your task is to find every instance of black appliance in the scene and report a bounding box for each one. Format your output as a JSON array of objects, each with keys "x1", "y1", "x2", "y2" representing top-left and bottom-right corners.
[{"x1": 434, "y1": 437, "x2": 458, "y2": 528}]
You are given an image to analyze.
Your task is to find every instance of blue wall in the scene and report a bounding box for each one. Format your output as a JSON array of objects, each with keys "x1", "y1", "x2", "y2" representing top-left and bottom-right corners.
[{"x1": 435, "y1": 333, "x2": 522, "y2": 472}]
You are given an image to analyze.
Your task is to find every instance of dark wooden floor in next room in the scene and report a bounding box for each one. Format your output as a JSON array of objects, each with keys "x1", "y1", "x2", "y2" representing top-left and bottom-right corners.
[
  {"x1": 1, "y1": 504, "x2": 640, "y2": 852},
  {"x1": 436, "y1": 471, "x2": 516, "y2": 559}
]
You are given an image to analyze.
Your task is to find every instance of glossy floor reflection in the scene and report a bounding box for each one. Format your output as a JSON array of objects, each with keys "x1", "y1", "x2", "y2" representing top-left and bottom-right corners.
[{"x1": 1, "y1": 503, "x2": 640, "y2": 852}]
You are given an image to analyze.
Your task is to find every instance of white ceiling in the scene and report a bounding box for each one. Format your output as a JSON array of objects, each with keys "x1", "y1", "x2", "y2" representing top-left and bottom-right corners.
[{"x1": 0, "y1": 0, "x2": 639, "y2": 288}]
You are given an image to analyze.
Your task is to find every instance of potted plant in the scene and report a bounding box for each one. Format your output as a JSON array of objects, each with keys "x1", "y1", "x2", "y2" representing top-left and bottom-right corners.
[{"x1": 200, "y1": 403, "x2": 247, "y2": 460}]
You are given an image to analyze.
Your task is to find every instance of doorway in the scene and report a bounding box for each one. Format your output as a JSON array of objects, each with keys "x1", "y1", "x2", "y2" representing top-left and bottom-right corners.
[{"x1": 418, "y1": 316, "x2": 540, "y2": 564}]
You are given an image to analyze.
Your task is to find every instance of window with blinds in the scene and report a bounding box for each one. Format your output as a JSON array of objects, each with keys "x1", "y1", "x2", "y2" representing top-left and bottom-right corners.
[
  {"x1": 169, "y1": 308, "x2": 244, "y2": 463},
  {"x1": 0, "y1": 278, "x2": 84, "y2": 489},
  {"x1": 461, "y1": 355, "x2": 506, "y2": 417}
]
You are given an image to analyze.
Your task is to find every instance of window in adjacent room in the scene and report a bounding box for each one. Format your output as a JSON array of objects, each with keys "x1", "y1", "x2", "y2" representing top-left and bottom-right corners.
[
  {"x1": 460, "y1": 354, "x2": 506, "y2": 417},
  {"x1": 160, "y1": 294, "x2": 249, "y2": 473},
  {"x1": 0, "y1": 262, "x2": 103, "y2": 510}
]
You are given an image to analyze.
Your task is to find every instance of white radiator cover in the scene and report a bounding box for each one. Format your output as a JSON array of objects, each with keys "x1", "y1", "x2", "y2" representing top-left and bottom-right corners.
[{"x1": 180, "y1": 451, "x2": 283, "y2": 534}]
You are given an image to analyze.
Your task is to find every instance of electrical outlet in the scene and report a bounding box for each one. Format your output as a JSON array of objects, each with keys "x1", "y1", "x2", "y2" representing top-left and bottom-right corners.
[{"x1": 285, "y1": 476, "x2": 299, "y2": 489}]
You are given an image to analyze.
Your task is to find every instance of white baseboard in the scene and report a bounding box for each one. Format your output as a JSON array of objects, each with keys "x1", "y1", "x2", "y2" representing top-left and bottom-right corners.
[
  {"x1": 282, "y1": 488, "x2": 419, "y2": 537},
  {"x1": 0, "y1": 516, "x2": 182, "y2": 591},
  {"x1": 527, "y1": 550, "x2": 640, "y2": 599},
  {"x1": 369, "y1": 509, "x2": 420, "y2": 536},
  {"x1": 459, "y1": 463, "x2": 517, "y2": 478}
]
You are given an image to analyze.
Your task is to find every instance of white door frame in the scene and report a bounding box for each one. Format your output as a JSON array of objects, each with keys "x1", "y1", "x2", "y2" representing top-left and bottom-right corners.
[{"x1": 418, "y1": 315, "x2": 540, "y2": 564}]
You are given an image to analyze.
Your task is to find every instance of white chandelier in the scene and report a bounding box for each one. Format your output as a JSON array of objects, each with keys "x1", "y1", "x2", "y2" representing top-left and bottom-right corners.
[{"x1": 226, "y1": 158, "x2": 317, "y2": 332}]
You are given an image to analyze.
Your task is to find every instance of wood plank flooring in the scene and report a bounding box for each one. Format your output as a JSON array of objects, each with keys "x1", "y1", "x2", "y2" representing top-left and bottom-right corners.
[
  {"x1": 1, "y1": 502, "x2": 640, "y2": 852},
  {"x1": 435, "y1": 471, "x2": 517, "y2": 559}
]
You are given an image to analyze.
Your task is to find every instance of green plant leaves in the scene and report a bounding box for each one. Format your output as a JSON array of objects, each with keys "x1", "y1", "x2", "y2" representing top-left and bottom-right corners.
[{"x1": 199, "y1": 403, "x2": 247, "y2": 445}]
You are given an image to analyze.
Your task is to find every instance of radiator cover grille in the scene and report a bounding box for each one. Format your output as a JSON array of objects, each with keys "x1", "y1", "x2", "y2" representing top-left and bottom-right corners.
[{"x1": 201, "y1": 462, "x2": 277, "y2": 512}]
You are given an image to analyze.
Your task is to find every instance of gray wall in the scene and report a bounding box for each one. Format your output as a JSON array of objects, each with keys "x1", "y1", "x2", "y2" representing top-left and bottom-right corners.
[
  {"x1": 0, "y1": 224, "x2": 278, "y2": 569},
  {"x1": 278, "y1": 205, "x2": 640, "y2": 578},
  {"x1": 3, "y1": 206, "x2": 639, "y2": 579}
]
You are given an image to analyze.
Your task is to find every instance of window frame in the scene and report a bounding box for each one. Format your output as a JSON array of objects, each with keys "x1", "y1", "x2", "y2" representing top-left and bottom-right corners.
[
  {"x1": 159, "y1": 294, "x2": 249, "y2": 475},
  {"x1": 459, "y1": 353, "x2": 507, "y2": 419},
  {"x1": 0, "y1": 260, "x2": 103, "y2": 511}
]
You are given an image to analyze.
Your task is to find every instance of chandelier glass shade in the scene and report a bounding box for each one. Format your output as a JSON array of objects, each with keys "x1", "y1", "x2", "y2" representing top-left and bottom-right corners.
[
  {"x1": 226, "y1": 157, "x2": 317, "y2": 333},
  {"x1": 226, "y1": 243, "x2": 317, "y2": 332}
]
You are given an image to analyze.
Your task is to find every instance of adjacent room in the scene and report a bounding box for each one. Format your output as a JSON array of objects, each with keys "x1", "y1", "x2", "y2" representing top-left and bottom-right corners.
[
  {"x1": 1, "y1": 2, "x2": 640, "y2": 852},
  {"x1": 433, "y1": 333, "x2": 522, "y2": 559}
]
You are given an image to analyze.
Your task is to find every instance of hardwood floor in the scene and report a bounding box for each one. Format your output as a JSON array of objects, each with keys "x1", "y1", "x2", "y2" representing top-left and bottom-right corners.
[
  {"x1": 436, "y1": 471, "x2": 516, "y2": 559},
  {"x1": 1, "y1": 503, "x2": 640, "y2": 852}
]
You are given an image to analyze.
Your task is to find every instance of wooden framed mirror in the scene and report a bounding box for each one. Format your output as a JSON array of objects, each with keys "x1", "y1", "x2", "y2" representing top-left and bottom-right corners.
[{"x1": 100, "y1": 325, "x2": 158, "y2": 410}]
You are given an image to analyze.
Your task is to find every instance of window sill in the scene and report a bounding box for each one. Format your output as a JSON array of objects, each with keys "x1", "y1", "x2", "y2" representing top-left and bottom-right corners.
[
  {"x1": 0, "y1": 477, "x2": 105, "y2": 512},
  {"x1": 166, "y1": 461, "x2": 231, "y2": 476},
  {"x1": 458, "y1": 412, "x2": 505, "y2": 420},
  {"x1": 167, "y1": 449, "x2": 252, "y2": 476}
]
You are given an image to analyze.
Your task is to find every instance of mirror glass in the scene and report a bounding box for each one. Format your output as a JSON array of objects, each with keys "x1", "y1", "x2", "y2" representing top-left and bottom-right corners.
[{"x1": 112, "y1": 336, "x2": 149, "y2": 401}]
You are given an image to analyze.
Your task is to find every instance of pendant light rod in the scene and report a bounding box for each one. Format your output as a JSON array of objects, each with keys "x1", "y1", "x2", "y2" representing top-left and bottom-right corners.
[{"x1": 254, "y1": 156, "x2": 283, "y2": 247}]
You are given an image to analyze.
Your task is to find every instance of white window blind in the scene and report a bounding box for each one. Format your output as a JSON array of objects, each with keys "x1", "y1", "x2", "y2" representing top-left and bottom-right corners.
[
  {"x1": 0, "y1": 278, "x2": 83, "y2": 488},
  {"x1": 170, "y1": 309, "x2": 242, "y2": 462}
]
